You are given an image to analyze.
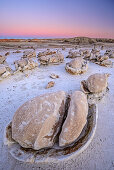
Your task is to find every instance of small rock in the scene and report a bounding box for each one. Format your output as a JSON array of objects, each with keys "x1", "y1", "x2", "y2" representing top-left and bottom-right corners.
[
  {"x1": 5, "y1": 52, "x2": 10, "y2": 56},
  {"x1": 50, "y1": 73, "x2": 59, "y2": 79},
  {"x1": 46, "y1": 81, "x2": 55, "y2": 89}
]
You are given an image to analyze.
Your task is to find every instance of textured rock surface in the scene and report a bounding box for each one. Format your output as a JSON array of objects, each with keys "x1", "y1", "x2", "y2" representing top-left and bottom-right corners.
[
  {"x1": 38, "y1": 49, "x2": 56, "y2": 57},
  {"x1": 12, "y1": 91, "x2": 66, "y2": 150},
  {"x1": 39, "y1": 52, "x2": 64, "y2": 65},
  {"x1": 82, "y1": 73, "x2": 109, "y2": 93},
  {"x1": 50, "y1": 73, "x2": 59, "y2": 79},
  {"x1": 23, "y1": 50, "x2": 36, "y2": 58},
  {"x1": 0, "y1": 64, "x2": 6, "y2": 75},
  {"x1": 67, "y1": 51, "x2": 81, "y2": 58},
  {"x1": 59, "y1": 91, "x2": 88, "y2": 147},
  {"x1": 14, "y1": 58, "x2": 38, "y2": 71},
  {"x1": 0, "y1": 64, "x2": 11, "y2": 79},
  {"x1": 100, "y1": 59, "x2": 113, "y2": 67},
  {"x1": 0, "y1": 55, "x2": 6, "y2": 64},
  {"x1": 46, "y1": 81, "x2": 55, "y2": 89},
  {"x1": 65, "y1": 58, "x2": 88, "y2": 74}
]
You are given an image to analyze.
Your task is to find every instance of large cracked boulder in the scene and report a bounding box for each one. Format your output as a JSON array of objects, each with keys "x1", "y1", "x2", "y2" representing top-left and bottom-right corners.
[
  {"x1": 12, "y1": 91, "x2": 66, "y2": 150},
  {"x1": 0, "y1": 55, "x2": 6, "y2": 64},
  {"x1": 23, "y1": 50, "x2": 36, "y2": 58},
  {"x1": 11, "y1": 90, "x2": 89, "y2": 150},
  {"x1": 59, "y1": 91, "x2": 88, "y2": 147},
  {"x1": 65, "y1": 58, "x2": 88, "y2": 75}
]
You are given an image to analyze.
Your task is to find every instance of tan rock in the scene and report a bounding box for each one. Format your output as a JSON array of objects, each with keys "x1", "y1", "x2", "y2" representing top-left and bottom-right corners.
[
  {"x1": 67, "y1": 51, "x2": 81, "y2": 58},
  {"x1": 0, "y1": 55, "x2": 6, "y2": 64},
  {"x1": 65, "y1": 58, "x2": 88, "y2": 75},
  {"x1": 39, "y1": 52, "x2": 64, "y2": 65},
  {"x1": 0, "y1": 64, "x2": 11, "y2": 79},
  {"x1": 81, "y1": 73, "x2": 109, "y2": 93},
  {"x1": 38, "y1": 49, "x2": 56, "y2": 57},
  {"x1": 59, "y1": 91, "x2": 88, "y2": 147},
  {"x1": 100, "y1": 59, "x2": 113, "y2": 67},
  {"x1": 12, "y1": 91, "x2": 66, "y2": 150},
  {"x1": 14, "y1": 58, "x2": 38, "y2": 71},
  {"x1": 14, "y1": 59, "x2": 28, "y2": 71},
  {"x1": 50, "y1": 73, "x2": 59, "y2": 79},
  {"x1": 23, "y1": 50, "x2": 36, "y2": 58},
  {"x1": 97, "y1": 55, "x2": 109, "y2": 62},
  {"x1": 5, "y1": 52, "x2": 10, "y2": 56},
  {"x1": 0, "y1": 64, "x2": 7, "y2": 75},
  {"x1": 46, "y1": 81, "x2": 55, "y2": 89},
  {"x1": 13, "y1": 50, "x2": 21, "y2": 53}
]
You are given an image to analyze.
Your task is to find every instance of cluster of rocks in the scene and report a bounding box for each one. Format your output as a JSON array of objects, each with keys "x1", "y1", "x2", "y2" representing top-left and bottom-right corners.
[
  {"x1": 14, "y1": 58, "x2": 38, "y2": 72},
  {"x1": 9, "y1": 72, "x2": 109, "y2": 151},
  {"x1": 67, "y1": 48, "x2": 113, "y2": 67},
  {"x1": 0, "y1": 55, "x2": 6, "y2": 64},
  {"x1": 23, "y1": 50, "x2": 36, "y2": 58},
  {"x1": 38, "y1": 50, "x2": 64, "y2": 65},
  {"x1": 65, "y1": 58, "x2": 89, "y2": 75},
  {"x1": 38, "y1": 49, "x2": 56, "y2": 57},
  {"x1": 13, "y1": 50, "x2": 38, "y2": 72},
  {"x1": 0, "y1": 64, "x2": 11, "y2": 80},
  {"x1": 0, "y1": 55, "x2": 12, "y2": 80}
]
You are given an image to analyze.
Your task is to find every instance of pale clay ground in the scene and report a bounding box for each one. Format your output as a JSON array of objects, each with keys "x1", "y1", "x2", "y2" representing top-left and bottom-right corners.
[{"x1": 0, "y1": 47, "x2": 114, "y2": 170}]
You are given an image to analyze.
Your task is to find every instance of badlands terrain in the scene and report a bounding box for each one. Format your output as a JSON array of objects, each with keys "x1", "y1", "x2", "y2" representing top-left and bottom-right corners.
[{"x1": 0, "y1": 37, "x2": 114, "y2": 170}]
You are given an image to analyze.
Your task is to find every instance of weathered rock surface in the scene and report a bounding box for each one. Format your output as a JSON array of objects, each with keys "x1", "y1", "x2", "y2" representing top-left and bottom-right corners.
[
  {"x1": 67, "y1": 51, "x2": 81, "y2": 58},
  {"x1": 81, "y1": 73, "x2": 109, "y2": 93},
  {"x1": 14, "y1": 58, "x2": 38, "y2": 71},
  {"x1": 46, "y1": 81, "x2": 55, "y2": 89},
  {"x1": 50, "y1": 73, "x2": 59, "y2": 79},
  {"x1": 5, "y1": 52, "x2": 10, "y2": 56},
  {"x1": 100, "y1": 59, "x2": 113, "y2": 67},
  {"x1": 38, "y1": 49, "x2": 56, "y2": 57},
  {"x1": 13, "y1": 50, "x2": 21, "y2": 53},
  {"x1": 0, "y1": 64, "x2": 11, "y2": 79},
  {"x1": 65, "y1": 58, "x2": 88, "y2": 75},
  {"x1": 59, "y1": 91, "x2": 88, "y2": 147},
  {"x1": 12, "y1": 91, "x2": 66, "y2": 150},
  {"x1": 0, "y1": 55, "x2": 6, "y2": 64},
  {"x1": 23, "y1": 50, "x2": 36, "y2": 58},
  {"x1": 39, "y1": 52, "x2": 64, "y2": 65}
]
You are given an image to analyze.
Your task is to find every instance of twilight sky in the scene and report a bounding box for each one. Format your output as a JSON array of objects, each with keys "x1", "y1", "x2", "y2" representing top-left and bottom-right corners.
[{"x1": 0, "y1": 0, "x2": 114, "y2": 39}]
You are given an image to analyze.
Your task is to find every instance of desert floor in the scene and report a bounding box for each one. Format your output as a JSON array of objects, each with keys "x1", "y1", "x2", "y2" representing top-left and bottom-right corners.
[{"x1": 0, "y1": 44, "x2": 114, "y2": 170}]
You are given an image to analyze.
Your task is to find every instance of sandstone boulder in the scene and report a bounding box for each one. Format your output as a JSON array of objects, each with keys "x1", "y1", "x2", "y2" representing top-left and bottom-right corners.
[
  {"x1": 81, "y1": 73, "x2": 109, "y2": 94},
  {"x1": 65, "y1": 58, "x2": 88, "y2": 75},
  {"x1": 59, "y1": 91, "x2": 88, "y2": 147},
  {"x1": 12, "y1": 91, "x2": 66, "y2": 150}
]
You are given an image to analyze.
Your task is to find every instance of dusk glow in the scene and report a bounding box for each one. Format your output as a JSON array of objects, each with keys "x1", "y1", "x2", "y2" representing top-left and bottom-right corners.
[{"x1": 0, "y1": 0, "x2": 114, "y2": 39}]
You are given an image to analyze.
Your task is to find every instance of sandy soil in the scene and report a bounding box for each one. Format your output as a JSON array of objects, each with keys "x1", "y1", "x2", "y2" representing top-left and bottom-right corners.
[{"x1": 0, "y1": 46, "x2": 114, "y2": 170}]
